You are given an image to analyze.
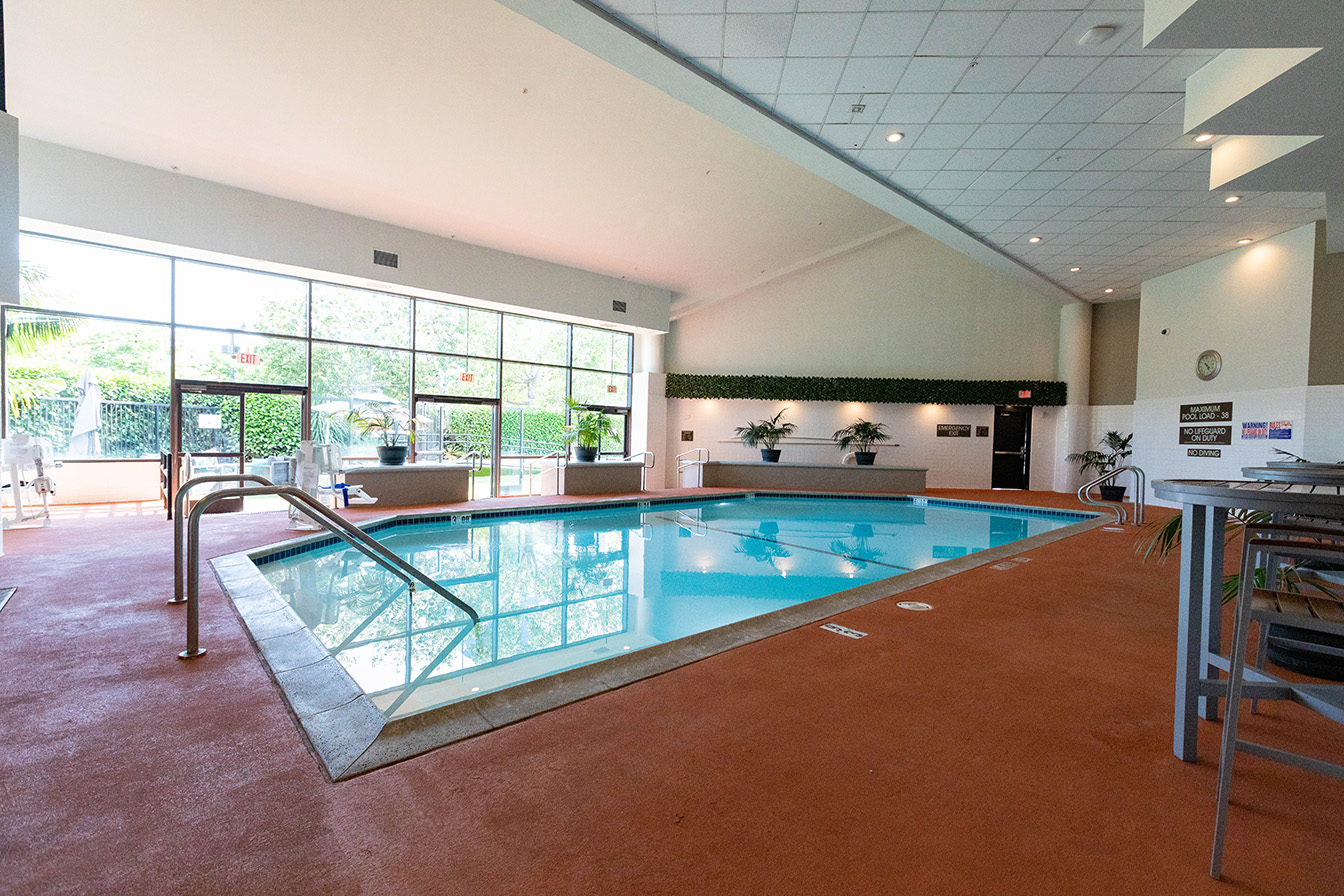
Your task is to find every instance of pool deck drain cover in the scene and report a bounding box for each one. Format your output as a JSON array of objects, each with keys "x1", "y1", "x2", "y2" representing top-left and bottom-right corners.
[
  {"x1": 897, "y1": 601, "x2": 933, "y2": 611},
  {"x1": 820, "y1": 623, "x2": 867, "y2": 638}
]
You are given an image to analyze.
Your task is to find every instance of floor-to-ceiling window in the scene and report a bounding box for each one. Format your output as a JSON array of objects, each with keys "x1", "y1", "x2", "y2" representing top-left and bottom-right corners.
[{"x1": 3, "y1": 232, "x2": 634, "y2": 500}]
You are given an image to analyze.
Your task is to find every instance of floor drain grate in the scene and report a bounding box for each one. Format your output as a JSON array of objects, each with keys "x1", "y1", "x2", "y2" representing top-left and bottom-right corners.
[
  {"x1": 820, "y1": 623, "x2": 867, "y2": 639},
  {"x1": 897, "y1": 601, "x2": 933, "y2": 611}
]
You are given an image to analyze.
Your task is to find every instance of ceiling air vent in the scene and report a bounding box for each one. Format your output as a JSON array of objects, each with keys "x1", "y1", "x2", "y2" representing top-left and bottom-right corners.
[
  {"x1": 612, "y1": 300, "x2": 627, "y2": 313},
  {"x1": 373, "y1": 249, "x2": 399, "y2": 268}
]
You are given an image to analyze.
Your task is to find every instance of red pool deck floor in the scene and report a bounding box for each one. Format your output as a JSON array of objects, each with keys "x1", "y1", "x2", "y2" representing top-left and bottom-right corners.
[{"x1": 1, "y1": 488, "x2": 1341, "y2": 895}]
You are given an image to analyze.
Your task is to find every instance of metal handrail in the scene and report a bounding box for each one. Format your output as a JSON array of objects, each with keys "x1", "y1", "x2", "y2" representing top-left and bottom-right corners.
[
  {"x1": 675, "y1": 448, "x2": 708, "y2": 487},
  {"x1": 179, "y1": 484, "x2": 479, "y2": 659},
  {"x1": 459, "y1": 450, "x2": 485, "y2": 473},
  {"x1": 1078, "y1": 464, "x2": 1146, "y2": 525},
  {"x1": 528, "y1": 451, "x2": 565, "y2": 496},
  {"x1": 624, "y1": 451, "x2": 656, "y2": 489},
  {"x1": 172, "y1": 474, "x2": 278, "y2": 604}
]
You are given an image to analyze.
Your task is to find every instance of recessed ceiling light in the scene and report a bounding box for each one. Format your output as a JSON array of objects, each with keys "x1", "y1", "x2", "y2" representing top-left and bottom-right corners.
[
  {"x1": 885, "y1": 132, "x2": 904, "y2": 143},
  {"x1": 1078, "y1": 25, "x2": 1117, "y2": 45},
  {"x1": 1237, "y1": 238, "x2": 1253, "y2": 244},
  {"x1": 1195, "y1": 133, "x2": 1215, "y2": 143},
  {"x1": 1104, "y1": 288, "x2": 1114, "y2": 294},
  {"x1": 1225, "y1": 195, "x2": 1241, "y2": 203},
  {"x1": 1070, "y1": 267, "x2": 1081, "y2": 272},
  {"x1": 1028, "y1": 236, "x2": 1042, "y2": 243}
]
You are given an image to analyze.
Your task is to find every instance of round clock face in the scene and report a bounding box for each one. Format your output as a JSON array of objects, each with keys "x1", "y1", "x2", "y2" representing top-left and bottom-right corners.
[{"x1": 1196, "y1": 349, "x2": 1222, "y2": 381}]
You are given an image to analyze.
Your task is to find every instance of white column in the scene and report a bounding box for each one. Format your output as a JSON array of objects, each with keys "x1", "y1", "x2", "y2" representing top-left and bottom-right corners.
[
  {"x1": 1, "y1": 113, "x2": 19, "y2": 555},
  {"x1": 1053, "y1": 301, "x2": 1093, "y2": 492},
  {"x1": 631, "y1": 333, "x2": 667, "y2": 486}
]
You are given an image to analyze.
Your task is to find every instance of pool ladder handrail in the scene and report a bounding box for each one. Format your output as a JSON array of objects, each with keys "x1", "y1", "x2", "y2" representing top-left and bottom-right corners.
[
  {"x1": 175, "y1": 478, "x2": 479, "y2": 660},
  {"x1": 1077, "y1": 464, "x2": 1146, "y2": 525},
  {"x1": 675, "y1": 448, "x2": 709, "y2": 487},
  {"x1": 458, "y1": 450, "x2": 485, "y2": 472},
  {"x1": 528, "y1": 451, "x2": 566, "y2": 495},
  {"x1": 624, "y1": 451, "x2": 655, "y2": 490}
]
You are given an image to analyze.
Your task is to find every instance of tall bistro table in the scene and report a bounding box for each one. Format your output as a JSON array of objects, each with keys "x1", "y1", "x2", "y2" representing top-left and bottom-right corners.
[{"x1": 1151, "y1": 477, "x2": 1344, "y2": 761}]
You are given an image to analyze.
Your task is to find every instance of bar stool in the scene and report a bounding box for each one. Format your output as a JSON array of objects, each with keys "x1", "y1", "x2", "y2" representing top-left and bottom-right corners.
[{"x1": 1212, "y1": 525, "x2": 1344, "y2": 878}]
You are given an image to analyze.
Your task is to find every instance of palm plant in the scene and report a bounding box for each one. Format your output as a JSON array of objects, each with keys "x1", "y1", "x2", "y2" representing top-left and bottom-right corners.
[
  {"x1": 735, "y1": 407, "x2": 795, "y2": 456},
  {"x1": 563, "y1": 400, "x2": 618, "y2": 450},
  {"x1": 832, "y1": 419, "x2": 893, "y2": 464},
  {"x1": 1067, "y1": 430, "x2": 1133, "y2": 478},
  {"x1": 340, "y1": 402, "x2": 418, "y2": 446},
  {"x1": 6, "y1": 262, "x2": 80, "y2": 416}
]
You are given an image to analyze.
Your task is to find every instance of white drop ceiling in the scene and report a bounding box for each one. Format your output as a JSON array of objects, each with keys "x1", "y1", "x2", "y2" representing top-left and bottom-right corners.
[
  {"x1": 5, "y1": 0, "x2": 1340, "y2": 315},
  {"x1": 580, "y1": 0, "x2": 1336, "y2": 304}
]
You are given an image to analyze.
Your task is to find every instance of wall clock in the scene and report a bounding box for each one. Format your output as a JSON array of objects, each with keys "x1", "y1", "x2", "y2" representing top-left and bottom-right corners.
[{"x1": 1196, "y1": 349, "x2": 1222, "y2": 381}]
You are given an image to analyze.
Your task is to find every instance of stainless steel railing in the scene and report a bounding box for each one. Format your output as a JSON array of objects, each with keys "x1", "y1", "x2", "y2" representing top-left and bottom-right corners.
[
  {"x1": 172, "y1": 473, "x2": 277, "y2": 605},
  {"x1": 176, "y1": 481, "x2": 479, "y2": 659},
  {"x1": 675, "y1": 448, "x2": 708, "y2": 488},
  {"x1": 624, "y1": 451, "x2": 656, "y2": 489},
  {"x1": 1077, "y1": 464, "x2": 1146, "y2": 525}
]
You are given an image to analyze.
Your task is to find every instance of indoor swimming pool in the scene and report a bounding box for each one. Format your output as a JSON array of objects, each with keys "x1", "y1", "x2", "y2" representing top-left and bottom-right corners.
[{"x1": 243, "y1": 494, "x2": 1094, "y2": 728}]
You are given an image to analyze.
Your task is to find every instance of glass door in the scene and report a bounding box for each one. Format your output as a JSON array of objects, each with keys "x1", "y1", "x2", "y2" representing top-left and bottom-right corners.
[
  {"x1": 413, "y1": 395, "x2": 500, "y2": 500},
  {"x1": 170, "y1": 380, "x2": 307, "y2": 515}
]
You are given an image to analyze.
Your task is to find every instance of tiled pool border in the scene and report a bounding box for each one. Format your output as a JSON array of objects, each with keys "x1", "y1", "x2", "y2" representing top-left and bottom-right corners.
[{"x1": 213, "y1": 492, "x2": 1106, "y2": 782}]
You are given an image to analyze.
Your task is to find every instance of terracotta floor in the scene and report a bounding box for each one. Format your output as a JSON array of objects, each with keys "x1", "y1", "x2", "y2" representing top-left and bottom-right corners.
[{"x1": 1, "y1": 489, "x2": 1341, "y2": 895}]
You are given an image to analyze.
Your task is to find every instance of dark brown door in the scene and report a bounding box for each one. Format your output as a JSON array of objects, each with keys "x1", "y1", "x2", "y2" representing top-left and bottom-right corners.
[{"x1": 991, "y1": 405, "x2": 1031, "y2": 489}]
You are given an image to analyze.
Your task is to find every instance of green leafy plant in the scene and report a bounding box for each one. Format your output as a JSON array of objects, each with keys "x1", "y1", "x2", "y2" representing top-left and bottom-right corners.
[
  {"x1": 1067, "y1": 430, "x2": 1133, "y2": 477},
  {"x1": 666, "y1": 373, "x2": 1067, "y2": 406},
  {"x1": 339, "y1": 402, "x2": 418, "y2": 446},
  {"x1": 1137, "y1": 509, "x2": 1330, "y2": 604},
  {"x1": 563, "y1": 400, "x2": 618, "y2": 449},
  {"x1": 735, "y1": 407, "x2": 796, "y2": 451},
  {"x1": 832, "y1": 419, "x2": 893, "y2": 453}
]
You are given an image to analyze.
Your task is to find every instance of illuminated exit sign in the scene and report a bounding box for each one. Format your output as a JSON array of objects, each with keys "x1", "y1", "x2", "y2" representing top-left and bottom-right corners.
[
  {"x1": 237, "y1": 352, "x2": 259, "y2": 365},
  {"x1": 607, "y1": 384, "x2": 618, "y2": 393},
  {"x1": 459, "y1": 372, "x2": 475, "y2": 383},
  {"x1": 1018, "y1": 390, "x2": 1031, "y2": 399}
]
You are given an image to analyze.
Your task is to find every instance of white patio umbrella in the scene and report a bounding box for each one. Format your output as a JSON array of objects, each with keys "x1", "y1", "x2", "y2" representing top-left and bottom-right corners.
[{"x1": 68, "y1": 371, "x2": 102, "y2": 457}]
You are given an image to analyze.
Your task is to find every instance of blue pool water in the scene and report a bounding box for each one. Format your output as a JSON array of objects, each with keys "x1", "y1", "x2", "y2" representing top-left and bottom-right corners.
[{"x1": 255, "y1": 495, "x2": 1090, "y2": 719}]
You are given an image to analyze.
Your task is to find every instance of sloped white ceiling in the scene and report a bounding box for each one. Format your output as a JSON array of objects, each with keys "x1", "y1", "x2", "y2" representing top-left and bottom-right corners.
[{"x1": 5, "y1": 0, "x2": 902, "y2": 311}]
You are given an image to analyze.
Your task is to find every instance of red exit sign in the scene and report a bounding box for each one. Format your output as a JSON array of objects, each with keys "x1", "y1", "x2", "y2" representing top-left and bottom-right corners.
[
  {"x1": 607, "y1": 384, "x2": 618, "y2": 393},
  {"x1": 459, "y1": 372, "x2": 475, "y2": 383},
  {"x1": 1018, "y1": 389, "x2": 1031, "y2": 399},
  {"x1": 237, "y1": 352, "x2": 259, "y2": 365}
]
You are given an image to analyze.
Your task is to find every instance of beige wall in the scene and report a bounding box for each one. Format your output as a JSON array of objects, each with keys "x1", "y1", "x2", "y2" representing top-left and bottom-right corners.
[
  {"x1": 1089, "y1": 300, "x2": 1139, "y2": 406},
  {"x1": 665, "y1": 227, "x2": 1064, "y2": 379},
  {"x1": 1309, "y1": 220, "x2": 1344, "y2": 387}
]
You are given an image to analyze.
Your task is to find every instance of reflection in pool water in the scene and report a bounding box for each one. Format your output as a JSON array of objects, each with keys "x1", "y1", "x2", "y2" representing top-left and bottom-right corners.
[{"x1": 259, "y1": 497, "x2": 1086, "y2": 720}]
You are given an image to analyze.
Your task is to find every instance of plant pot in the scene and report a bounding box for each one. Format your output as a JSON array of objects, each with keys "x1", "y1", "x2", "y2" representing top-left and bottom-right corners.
[
  {"x1": 1265, "y1": 623, "x2": 1344, "y2": 681},
  {"x1": 854, "y1": 451, "x2": 876, "y2": 466},
  {"x1": 377, "y1": 445, "x2": 409, "y2": 466},
  {"x1": 574, "y1": 446, "x2": 599, "y2": 463},
  {"x1": 760, "y1": 448, "x2": 781, "y2": 462},
  {"x1": 1099, "y1": 484, "x2": 1127, "y2": 501}
]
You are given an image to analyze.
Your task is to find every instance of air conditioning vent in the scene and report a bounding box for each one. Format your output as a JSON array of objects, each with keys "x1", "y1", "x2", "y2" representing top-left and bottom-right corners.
[
  {"x1": 373, "y1": 250, "x2": 399, "y2": 268},
  {"x1": 612, "y1": 300, "x2": 627, "y2": 313}
]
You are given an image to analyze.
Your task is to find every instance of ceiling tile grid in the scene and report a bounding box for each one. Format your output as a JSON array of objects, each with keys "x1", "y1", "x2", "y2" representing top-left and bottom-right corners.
[{"x1": 596, "y1": 0, "x2": 1327, "y2": 302}]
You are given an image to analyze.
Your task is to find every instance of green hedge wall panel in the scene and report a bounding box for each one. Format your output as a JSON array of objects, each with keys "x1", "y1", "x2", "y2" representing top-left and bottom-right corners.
[{"x1": 664, "y1": 374, "x2": 1066, "y2": 406}]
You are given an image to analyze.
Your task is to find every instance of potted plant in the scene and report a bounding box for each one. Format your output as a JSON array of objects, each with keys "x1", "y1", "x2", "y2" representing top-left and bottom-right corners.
[
  {"x1": 564, "y1": 401, "x2": 618, "y2": 462},
  {"x1": 735, "y1": 407, "x2": 796, "y2": 462},
  {"x1": 340, "y1": 402, "x2": 418, "y2": 465},
  {"x1": 1067, "y1": 430, "x2": 1133, "y2": 500},
  {"x1": 831, "y1": 419, "x2": 894, "y2": 465}
]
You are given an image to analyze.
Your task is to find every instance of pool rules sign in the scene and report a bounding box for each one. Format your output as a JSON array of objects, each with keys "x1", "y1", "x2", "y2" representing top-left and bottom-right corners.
[{"x1": 1179, "y1": 402, "x2": 1232, "y2": 457}]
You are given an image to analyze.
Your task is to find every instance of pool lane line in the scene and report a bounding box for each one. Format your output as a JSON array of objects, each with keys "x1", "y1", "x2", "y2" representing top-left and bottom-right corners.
[{"x1": 648, "y1": 513, "x2": 915, "y2": 572}]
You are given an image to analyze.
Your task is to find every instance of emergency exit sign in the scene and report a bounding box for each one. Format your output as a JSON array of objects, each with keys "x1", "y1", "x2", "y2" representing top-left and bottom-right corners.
[
  {"x1": 237, "y1": 352, "x2": 259, "y2": 365},
  {"x1": 459, "y1": 372, "x2": 475, "y2": 383}
]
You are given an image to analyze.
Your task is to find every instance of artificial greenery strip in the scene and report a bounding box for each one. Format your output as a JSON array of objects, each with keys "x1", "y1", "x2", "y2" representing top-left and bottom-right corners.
[{"x1": 665, "y1": 373, "x2": 1067, "y2": 406}]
